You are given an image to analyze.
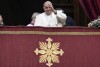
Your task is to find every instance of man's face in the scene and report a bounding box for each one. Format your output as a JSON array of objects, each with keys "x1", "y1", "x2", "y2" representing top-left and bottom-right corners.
[
  {"x1": 0, "y1": 15, "x2": 3, "y2": 21},
  {"x1": 32, "y1": 17, "x2": 36, "y2": 22},
  {"x1": 0, "y1": 15, "x2": 3, "y2": 26},
  {"x1": 43, "y1": 3, "x2": 52, "y2": 15}
]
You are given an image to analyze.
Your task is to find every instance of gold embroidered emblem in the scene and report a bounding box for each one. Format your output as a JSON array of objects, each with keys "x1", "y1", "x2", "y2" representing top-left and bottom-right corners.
[{"x1": 34, "y1": 38, "x2": 64, "y2": 67}]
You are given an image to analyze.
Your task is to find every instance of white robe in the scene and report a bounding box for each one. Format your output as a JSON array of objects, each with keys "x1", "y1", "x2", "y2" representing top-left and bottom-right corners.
[
  {"x1": 34, "y1": 11, "x2": 67, "y2": 27},
  {"x1": 27, "y1": 24, "x2": 33, "y2": 26}
]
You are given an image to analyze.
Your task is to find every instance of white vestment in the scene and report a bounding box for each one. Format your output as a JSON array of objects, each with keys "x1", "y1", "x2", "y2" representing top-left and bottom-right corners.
[
  {"x1": 34, "y1": 11, "x2": 67, "y2": 27},
  {"x1": 27, "y1": 24, "x2": 33, "y2": 26}
]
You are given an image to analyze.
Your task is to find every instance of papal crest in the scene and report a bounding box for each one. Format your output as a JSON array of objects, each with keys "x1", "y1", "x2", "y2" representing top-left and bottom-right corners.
[{"x1": 34, "y1": 38, "x2": 64, "y2": 67}]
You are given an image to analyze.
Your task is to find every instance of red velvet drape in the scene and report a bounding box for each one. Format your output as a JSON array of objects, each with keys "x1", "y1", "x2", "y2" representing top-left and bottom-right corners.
[
  {"x1": 0, "y1": 27, "x2": 100, "y2": 67},
  {"x1": 79, "y1": 0, "x2": 100, "y2": 20}
]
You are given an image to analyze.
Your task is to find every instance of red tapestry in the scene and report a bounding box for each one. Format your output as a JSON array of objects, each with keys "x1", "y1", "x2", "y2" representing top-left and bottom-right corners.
[{"x1": 0, "y1": 27, "x2": 100, "y2": 67}]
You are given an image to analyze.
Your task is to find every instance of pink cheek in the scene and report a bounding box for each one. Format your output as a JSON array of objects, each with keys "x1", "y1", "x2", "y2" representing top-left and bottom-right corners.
[{"x1": 33, "y1": 20, "x2": 35, "y2": 22}]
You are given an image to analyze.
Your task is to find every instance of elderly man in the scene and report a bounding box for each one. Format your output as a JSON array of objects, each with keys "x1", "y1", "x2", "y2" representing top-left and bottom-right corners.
[
  {"x1": 27, "y1": 12, "x2": 40, "y2": 26},
  {"x1": 34, "y1": 1, "x2": 67, "y2": 27},
  {"x1": 0, "y1": 15, "x2": 4, "y2": 26}
]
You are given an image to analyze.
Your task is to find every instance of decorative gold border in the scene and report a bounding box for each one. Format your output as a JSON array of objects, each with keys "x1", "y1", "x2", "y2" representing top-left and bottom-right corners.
[{"x1": 0, "y1": 31, "x2": 100, "y2": 35}]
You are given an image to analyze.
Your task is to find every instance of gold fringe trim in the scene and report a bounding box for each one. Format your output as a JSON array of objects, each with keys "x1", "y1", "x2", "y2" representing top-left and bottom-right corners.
[{"x1": 0, "y1": 31, "x2": 100, "y2": 35}]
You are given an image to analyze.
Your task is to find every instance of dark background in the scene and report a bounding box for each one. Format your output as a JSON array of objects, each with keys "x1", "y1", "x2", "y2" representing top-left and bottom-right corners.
[
  {"x1": 0, "y1": 0, "x2": 90, "y2": 26},
  {"x1": 0, "y1": 0, "x2": 48, "y2": 26}
]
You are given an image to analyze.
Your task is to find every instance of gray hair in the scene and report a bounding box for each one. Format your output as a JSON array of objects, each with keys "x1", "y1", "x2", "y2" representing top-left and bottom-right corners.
[
  {"x1": 43, "y1": 1, "x2": 53, "y2": 7},
  {"x1": 31, "y1": 12, "x2": 40, "y2": 20}
]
